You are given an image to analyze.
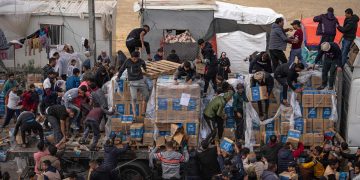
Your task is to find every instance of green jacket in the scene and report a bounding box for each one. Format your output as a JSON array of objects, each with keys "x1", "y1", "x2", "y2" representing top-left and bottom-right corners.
[
  {"x1": 204, "y1": 95, "x2": 226, "y2": 118},
  {"x1": 2, "y1": 80, "x2": 17, "y2": 95},
  {"x1": 233, "y1": 92, "x2": 248, "y2": 113}
]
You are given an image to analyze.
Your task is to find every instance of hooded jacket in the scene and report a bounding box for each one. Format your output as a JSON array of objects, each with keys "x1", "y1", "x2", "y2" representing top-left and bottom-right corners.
[
  {"x1": 269, "y1": 23, "x2": 289, "y2": 51},
  {"x1": 315, "y1": 42, "x2": 342, "y2": 67},
  {"x1": 313, "y1": 12, "x2": 338, "y2": 36},
  {"x1": 338, "y1": 14, "x2": 359, "y2": 41},
  {"x1": 95, "y1": 65, "x2": 109, "y2": 88},
  {"x1": 274, "y1": 62, "x2": 299, "y2": 90},
  {"x1": 201, "y1": 42, "x2": 218, "y2": 73},
  {"x1": 117, "y1": 58, "x2": 147, "y2": 81},
  {"x1": 277, "y1": 148, "x2": 295, "y2": 173},
  {"x1": 260, "y1": 142, "x2": 282, "y2": 163},
  {"x1": 101, "y1": 143, "x2": 128, "y2": 171},
  {"x1": 204, "y1": 92, "x2": 233, "y2": 118},
  {"x1": 261, "y1": 170, "x2": 279, "y2": 180},
  {"x1": 249, "y1": 53, "x2": 273, "y2": 74}
]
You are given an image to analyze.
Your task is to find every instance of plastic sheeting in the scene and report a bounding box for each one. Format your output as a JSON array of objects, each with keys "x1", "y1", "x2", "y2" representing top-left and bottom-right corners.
[
  {"x1": 214, "y1": 1, "x2": 283, "y2": 25},
  {"x1": 216, "y1": 31, "x2": 267, "y2": 75}
]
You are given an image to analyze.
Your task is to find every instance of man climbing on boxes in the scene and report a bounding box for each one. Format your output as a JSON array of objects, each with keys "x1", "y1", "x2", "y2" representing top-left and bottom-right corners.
[
  {"x1": 173, "y1": 61, "x2": 196, "y2": 85},
  {"x1": 203, "y1": 91, "x2": 234, "y2": 142},
  {"x1": 313, "y1": 42, "x2": 342, "y2": 90},
  {"x1": 117, "y1": 51, "x2": 149, "y2": 119},
  {"x1": 126, "y1": 25, "x2": 152, "y2": 61},
  {"x1": 13, "y1": 111, "x2": 44, "y2": 148}
]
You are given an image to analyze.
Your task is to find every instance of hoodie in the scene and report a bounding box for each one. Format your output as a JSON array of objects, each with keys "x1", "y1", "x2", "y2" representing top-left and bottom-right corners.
[
  {"x1": 101, "y1": 144, "x2": 128, "y2": 172},
  {"x1": 117, "y1": 58, "x2": 147, "y2": 81},
  {"x1": 201, "y1": 42, "x2": 218, "y2": 72},
  {"x1": 277, "y1": 148, "x2": 294, "y2": 173},
  {"x1": 260, "y1": 142, "x2": 282, "y2": 163},
  {"x1": 261, "y1": 170, "x2": 279, "y2": 180},
  {"x1": 313, "y1": 12, "x2": 338, "y2": 36},
  {"x1": 269, "y1": 23, "x2": 289, "y2": 51},
  {"x1": 338, "y1": 14, "x2": 359, "y2": 41}
]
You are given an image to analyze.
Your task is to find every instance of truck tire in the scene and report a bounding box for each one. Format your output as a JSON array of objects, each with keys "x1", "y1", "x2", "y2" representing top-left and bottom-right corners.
[{"x1": 115, "y1": 161, "x2": 152, "y2": 180}]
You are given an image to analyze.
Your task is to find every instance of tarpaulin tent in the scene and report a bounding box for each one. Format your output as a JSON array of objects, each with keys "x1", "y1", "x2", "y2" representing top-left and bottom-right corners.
[{"x1": 302, "y1": 16, "x2": 360, "y2": 50}]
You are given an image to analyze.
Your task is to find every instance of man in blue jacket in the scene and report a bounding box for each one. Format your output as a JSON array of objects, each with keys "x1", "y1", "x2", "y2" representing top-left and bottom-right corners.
[{"x1": 313, "y1": 7, "x2": 339, "y2": 44}]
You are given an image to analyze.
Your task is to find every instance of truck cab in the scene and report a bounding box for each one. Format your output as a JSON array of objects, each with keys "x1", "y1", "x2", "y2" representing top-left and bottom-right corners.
[{"x1": 337, "y1": 37, "x2": 360, "y2": 147}]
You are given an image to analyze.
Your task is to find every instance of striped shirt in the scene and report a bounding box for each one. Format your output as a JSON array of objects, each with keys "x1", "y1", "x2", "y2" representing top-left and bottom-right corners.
[{"x1": 151, "y1": 148, "x2": 189, "y2": 179}]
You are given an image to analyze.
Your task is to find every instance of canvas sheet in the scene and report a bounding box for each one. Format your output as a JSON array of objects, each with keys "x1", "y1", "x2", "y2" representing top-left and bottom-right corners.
[{"x1": 216, "y1": 31, "x2": 266, "y2": 74}]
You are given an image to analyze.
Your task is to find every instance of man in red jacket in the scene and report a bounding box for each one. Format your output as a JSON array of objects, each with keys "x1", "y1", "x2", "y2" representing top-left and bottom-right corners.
[{"x1": 22, "y1": 84, "x2": 39, "y2": 113}]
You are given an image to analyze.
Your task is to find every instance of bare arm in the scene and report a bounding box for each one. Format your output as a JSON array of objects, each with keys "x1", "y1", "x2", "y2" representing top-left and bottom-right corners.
[{"x1": 140, "y1": 31, "x2": 146, "y2": 47}]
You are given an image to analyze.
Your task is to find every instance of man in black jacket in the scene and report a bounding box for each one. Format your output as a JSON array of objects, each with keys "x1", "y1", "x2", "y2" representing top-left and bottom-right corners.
[
  {"x1": 274, "y1": 62, "x2": 305, "y2": 106},
  {"x1": 337, "y1": 8, "x2": 359, "y2": 66},
  {"x1": 13, "y1": 111, "x2": 44, "y2": 148},
  {"x1": 117, "y1": 51, "x2": 149, "y2": 117},
  {"x1": 126, "y1": 25, "x2": 152, "y2": 60},
  {"x1": 313, "y1": 42, "x2": 342, "y2": 90},
  {"x1": 100, "y1": 137, "x2": 129, "y2": 178},
  {"x1": 173, "y1": 61, "x2": 195, "y2": 85},
  {"x1": 197, "y1": 141, "x2": 221, "y2": 180},
  {"x1": 249, "y1": 52, "x2": 272, "y2": 74},
  {"x1": 197, "y1": 39, "x2": 218, "y2": 96}
]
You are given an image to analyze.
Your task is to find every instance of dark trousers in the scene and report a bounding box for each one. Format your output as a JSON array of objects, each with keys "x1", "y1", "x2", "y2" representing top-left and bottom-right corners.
[
  {"x1": 269, "y1": 49, "x2": 287, "y2": 72},
  {"x1": 2, "y1": 108, "x2": 20, "y2": 128},
  {"x1": 217, "y1": 67, "x2": 229, "y2": 80},
  {"x1": 276, "y1": 77, "x2": 288, "y2": 100},
  {"x1": 82, "y1": 120, "x2": 100, "y2": 149},
  {"x1": 204, "y1": 70, "x2": 217, "y2": 94},
  {"x1": 20, "y1": 123, "x2": 44, "y2": 144},
  {"x1": 204, "y1": 115, "x2": 224, "y2": 141},
  {"x1": 320, "y1": 35, "x2": 335, "y2": 44},
  {"x1": 47, "y1": 115, "x2": 63, "y2": 144},
  {"x1": 234, "y1": 113, "x2": 244, "y2": 140},
  {"x1": 257, "y1": 87, "x2": 272, "y2": 116},
  {"x1": 126, "y1": 39, "x2": 150, "y2": 55},
  {"x1": 322, "y1": 58, "x2": 337, "y2": 88}
]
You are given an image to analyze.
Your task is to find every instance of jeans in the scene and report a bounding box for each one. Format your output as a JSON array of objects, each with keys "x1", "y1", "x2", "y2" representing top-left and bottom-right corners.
[
  {"x1": 289, "y1": 48, "x2": 307, "y2": 67},
  {"x1": 341, "y1": 39, "x2": 353, "y2": 67},
  {"x1": 2, "y1": 108, "x2": 20, "y2": 128},
  {"x1": 47, "y1": 115, "x2": 63, "y2": 144},
  {"x1": 269, "y1": 49, "x2": 287, "y2": 72},
  {"x1": 126, "y1": 39, "x2": 150, "y2": 55},
  {"x1": 82, "y1": 120, "x2": 100, "y2": 149},
  {"x1": 322, "y1": 58, "x2": 337, "y2": 88}
]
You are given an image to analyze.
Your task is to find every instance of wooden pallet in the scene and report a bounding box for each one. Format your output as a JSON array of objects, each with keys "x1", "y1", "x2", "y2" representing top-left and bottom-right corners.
[{"x1": 144, "y1": 60, "x2": 180, "y2": 79}]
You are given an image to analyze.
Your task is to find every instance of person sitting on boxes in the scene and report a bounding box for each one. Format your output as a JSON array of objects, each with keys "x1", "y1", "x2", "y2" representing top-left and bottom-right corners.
[
  {"x1": 79, "y1": 105, "x2": 114, "y2": 151},
  {"x1": 173, "y1": 61, "x2": 196, "y2": 85},
  {"x1": 149, "y1": 140, "x2": 189, "y2": 180},
  {"x1": 12, "y1": 111, "x2": 44, "y2": 148},
  {"x1": 117, "y1": 51, "x2": 149, "y2": 119},
  {"x1": 203, "y1": 91, "x2": 234, "y2": 142},
  {"x1": 250, "y1": 68, "x2": 274, "y2": 121},
  {"x1": 232, "y1": 83, "x2": 248, "y2": 140},
  {"x1": 274, "y1": 62, "x2": 305, "y2": 107},
  {"x1": 312, "y1": 42, "x2": 342, "y2": 90}
]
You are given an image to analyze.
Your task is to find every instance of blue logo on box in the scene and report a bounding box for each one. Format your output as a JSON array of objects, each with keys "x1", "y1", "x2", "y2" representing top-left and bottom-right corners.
[
  {"x1": 159, "y1": 131, "x2": 170, "y2": 136},
  {"x1": 339, "y1": 172, "x2": 348, "y2": 180},
  {"x1": 220, "y1": 138, "x2": 234, "y2": 153},
  {"x1": 187, "y1": 98, "x2": 197, "y2": 111},
  {"x1": 265, "y1": 121, "x2": 275, "y2": 131},
  {"x1": 130, "y1": 104, "x2": 140, "y2": 116},
  {"x1": 265, "y1": 131, "x2": 276, "y2": 144},
  {"x1": 288, "y1": 130, "x2": 301, "y2": 139},
  {"x1": 121, "y1": 115, "x2": 134, "y2": 123},
  {"x1": 226, "y1": 117, "x2": 236, "y2": 128},
  {"x1": 280, "y1": 135, "x2": 288, "y2": 144},
  {"x1": 225, "y1": 106, "x2": 234, "y2": 117},
  {"x1": 118, "y1": 79, "x2": 125, "y2": 93},
  {"x1": 186, "y1": 123, "x2": 196, "y2": 135},
  {"x1": 158, "y1": 98, "x2": 168, "y2": 110},
  {"x1": 251, "y1": 86, "x2": 260, "y2": 101},
  {"x1": 116, "y1": 104, "x2": 125, "y2": 115},
  {"x1": 307, "y1": 108, "x2": 317, "y2": 118},
  {"x1": 172, "y1": 99, "x2": 182, "y2": 111},
  {"x1": 130, "y1": 127, "x2": 144, "y2": 139},
  {"x1": 322, "y1": 107, "x2": 331, "y2": 119},
  {"x1": 294, "y1": 118, "x2": 304, "y2": 134}
]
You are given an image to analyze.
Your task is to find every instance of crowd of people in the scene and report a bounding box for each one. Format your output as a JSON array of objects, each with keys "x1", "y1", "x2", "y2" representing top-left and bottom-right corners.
[{"x1": 0, "y1": 6, "x2": 358, "y2": 180}]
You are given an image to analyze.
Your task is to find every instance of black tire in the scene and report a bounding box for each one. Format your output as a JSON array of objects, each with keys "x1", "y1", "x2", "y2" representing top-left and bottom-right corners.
[{"x1": 115, "y1": 161, "x2": 152, "y2": 180}]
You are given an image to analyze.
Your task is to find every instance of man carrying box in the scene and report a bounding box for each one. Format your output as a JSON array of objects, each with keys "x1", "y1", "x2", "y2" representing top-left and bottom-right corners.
[
  {"x1": 274, "y1": 62, "x2": 305, "y2": 106},
  {"x1": 203, "y1": 91, "x2": 233, "y2": 142},
  {"x1": 251, "y1": 69, "x2": 274, "y2": 120},
  {"x1": 117, "y1": 51, "x2": 149, "y2": 119}
]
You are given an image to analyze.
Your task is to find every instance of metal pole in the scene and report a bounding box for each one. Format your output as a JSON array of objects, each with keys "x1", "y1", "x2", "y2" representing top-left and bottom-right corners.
[
  {"x1": 88, "y1": 0, "x2": 96, "y2": 64},
  {"x1": 13, "y1": 45, "x2": 15, "y2": 70}
]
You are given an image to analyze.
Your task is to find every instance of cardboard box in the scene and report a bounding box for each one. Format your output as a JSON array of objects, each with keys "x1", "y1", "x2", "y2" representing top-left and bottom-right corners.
[
  {"x1": 156, "y1": 136, "x2": 166, "y2": 147},
  {"x1": 187, "y1": 135, "x2": 198, "y2": 147},
  {"x1": 313, "y1": 133, "x2": 324, "y2": 146},
  {"x1": 318, "y1": 107, "x2": 332, "y2": 120},
  {"x1": 251, "y1": 85, "x2": 268, "y2": 101},
  {"x1": 303, "y1": 108, "x2": 318, "y2": 119},
  {"x1": 223, "y1": 128, "x2": 236, "y2": 140},
  {"x1": 311, "y1": 76, "x2": 322, "y2": 88},
  {"x1": 305, "y1": 119, "x2": 313, "y2": 133},
  {"x1": 268, "y1": 103, "x2": 279, "y2": 117},
  {"x1": 262, "y1": 131, "x2": 280, "y2": 144},
  {"x1": 313, "y1": 119, "x2": 324, "y2": 133},
  {"x1": 280, "y1": 122, "x2": 290, "y2": 135},
  {"x1": 323, "y1": 120, "x2": 335, "y2": 131},
  {"x1": 185, "y1": 123, "x2": 198, "y2": 136},
  {"x1": 156, "y1": 123, "x2": 171, "y2": 131},
  {"x1": 220, "y1": 137, "x2": 234, "y2": 153},
  {"x1": 287, "y1": 129, "x2": 301, "y2": 144},
  {"x1": 251, "y1": 130, "x2": 261, "y2": 145},
  {"x1": 279, "y1": 171, "x2": 298, "y2": 180},
  {"x1": 294, "y1": 118, "x2": 305, "y2": 134},
  {"x1": 313, "y1": 93, "x2": 326, "y2": 107},
  {"x1": 301, "y1": 133, "x2": 314, "y2": 146},
  {"x1": 144, "y1": 118, "x2": 154, "y2": 132},
  {"x1": 281, "y1": 107, "x2": 293, "y2": 121},
  {"x1": 302, "y1": 91, "x2": 314, "y2": 107},
  {"x1": 261, "y1": 121, "x2": 277, "y2": 132},
  {"x1": 130, "y1": 123, "x2": 144, "y2": 141}
]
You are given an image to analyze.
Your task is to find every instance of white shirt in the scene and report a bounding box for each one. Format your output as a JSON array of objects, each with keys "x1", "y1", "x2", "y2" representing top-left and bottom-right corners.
[
  {"x1": 43, "y1": 78, "x2": 52, "y2": 89},
  {"x1": 7, "y1": 91, "x2": 21, "y2": 109},
  {"x1": 67, "y1": 65, "x2": 76, "y2": 77}
]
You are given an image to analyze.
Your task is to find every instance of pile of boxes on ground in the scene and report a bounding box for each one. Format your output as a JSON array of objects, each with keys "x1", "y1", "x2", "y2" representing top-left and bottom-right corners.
[
  {"x1": 244, "y1": 74, "x2": 336, "y2": 147},
  {"x1": 110, "y1": 76, "x2": 201, "y2": 147}
]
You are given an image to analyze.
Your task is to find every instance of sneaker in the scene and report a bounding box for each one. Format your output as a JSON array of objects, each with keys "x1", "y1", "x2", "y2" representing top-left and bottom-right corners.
[{"x1": 317, "y1": 85, "x2": 326, "y2": 90}]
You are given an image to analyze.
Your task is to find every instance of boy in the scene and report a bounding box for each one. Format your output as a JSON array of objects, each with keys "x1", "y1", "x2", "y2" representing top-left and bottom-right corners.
[
  {"x1": 2, "y1": 73, "x2": 17, "y2": 95},
  {"x1": 233, "y1": 83, "x2": 248, "y2": 140},
  {"x1": 150, "y1": 141, "x2": 189, "y2": 179},
  {"x1": 153, "y1": 48, "x2": 163, "y2": 61},
  {"x1": 2, "y1": 86, "x2": 22, "y2": 128},
  {"x1": 289, "y1": 20, "x2": 307, "y2": 67},
  {"x1": 13, "y1": 111, "x2": 44, "y2": 148},
  {"x1": 66, "y1": 68, "x2": 81, "y2": 91},
  {"x1": 67, "y1": 59, "x2": 77, "y2": 77}
]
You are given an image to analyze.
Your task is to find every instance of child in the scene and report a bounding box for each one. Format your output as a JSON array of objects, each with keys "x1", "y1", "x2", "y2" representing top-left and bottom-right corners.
[
  {"x1": 233, "y1": 83, "x2": 248, "y2": 140},
  {"x1": 22, "y1": 84, "x2": 40, "y2": 113},
  {"x1": 67, "y1": 59, "x2": 77, "y2": 77},
  {"x1": 66, "y1": 68, "x2": 81, "y2": 91},
  {"x1": 149, "y1": 141, "x2": 189, "y2": 179},
  {"x1": 286, "y1": 161, "x2": 299, "y2": 180}
]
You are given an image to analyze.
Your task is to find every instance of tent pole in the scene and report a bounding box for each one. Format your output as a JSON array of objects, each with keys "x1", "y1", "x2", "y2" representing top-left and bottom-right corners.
[{"x1": 13, "y1": 44, "x2": 15, "y2": 70}]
